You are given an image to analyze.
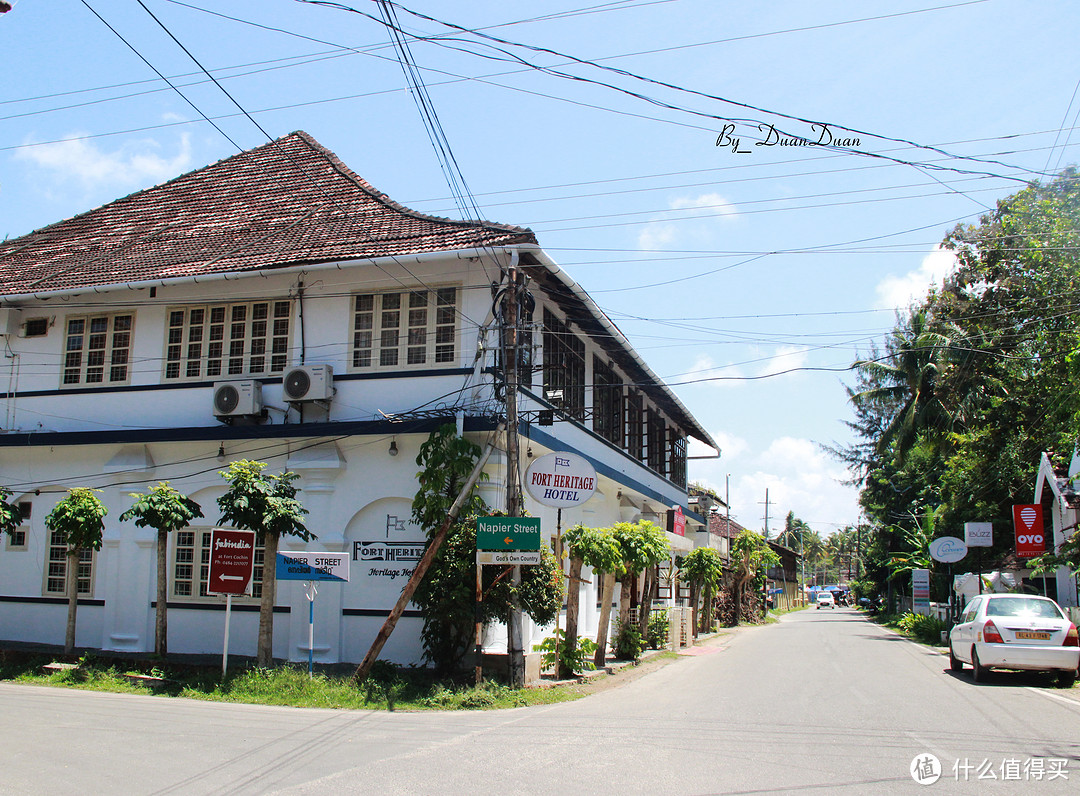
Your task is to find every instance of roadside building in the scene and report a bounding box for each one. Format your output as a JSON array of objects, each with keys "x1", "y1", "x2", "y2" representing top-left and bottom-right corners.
[{"x1": 0, "y1": 132, "x2": 717, "y2": 664}]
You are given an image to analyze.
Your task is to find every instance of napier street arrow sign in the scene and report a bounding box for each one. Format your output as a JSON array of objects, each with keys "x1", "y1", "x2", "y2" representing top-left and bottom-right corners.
[
  {"x1": 275, "y1": 551, "x2": 350, "y2": 582},
  {"x1": 207, "y1": 529, "x2": 257, "y2": 596},
  {"x1": 476, "y1": 516, "x2": 541, "y2": 552}
]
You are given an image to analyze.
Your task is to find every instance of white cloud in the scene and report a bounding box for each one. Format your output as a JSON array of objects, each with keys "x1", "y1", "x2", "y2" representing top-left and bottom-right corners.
[
  {"x1": 755, "y1": 345, "x2": 808, "y2": 378},
  {"x1": 15, "y1": 133, "x2": 193, "y2": 192},
  {"x1": 875, "y1": 246, "x2": 958, "y2": 310},
  {"x1": 691, "y1": 434, "x2": 860, "y2": 536},
  {"x1": 637, "y1": 192, "x2": 738, "y2": 250}
]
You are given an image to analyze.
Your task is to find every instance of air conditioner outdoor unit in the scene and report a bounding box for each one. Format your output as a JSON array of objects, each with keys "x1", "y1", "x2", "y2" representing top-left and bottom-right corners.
[
  {"x1": 282, "y1": 364, "x2": 334, "y2": 402},
  {"x1": 213, "y1": 380, "x2": 263, "y2": 418}
]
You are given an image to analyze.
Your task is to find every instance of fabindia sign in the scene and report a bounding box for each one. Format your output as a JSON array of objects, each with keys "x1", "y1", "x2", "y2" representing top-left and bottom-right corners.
[{"x1": 525, "y1": 452, "x2": 596, "y2": 508}]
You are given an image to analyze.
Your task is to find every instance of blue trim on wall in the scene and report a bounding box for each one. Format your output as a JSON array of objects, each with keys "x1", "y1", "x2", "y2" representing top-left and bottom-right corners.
[
  {"x1": 0, "y1": 415, "x2": 499, "y2": 448},
  {"x1": 0, "y1": 595, "x2": 105, "y2": 607}
]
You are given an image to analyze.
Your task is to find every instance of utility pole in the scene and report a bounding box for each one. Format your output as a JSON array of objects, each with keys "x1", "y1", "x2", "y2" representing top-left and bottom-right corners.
[
  {"x1": 503, "y1": 263, "x2": 525, "y2": 688},
  {"x1": 760, "y1": 488, "x2": 774, "y2": 539}
]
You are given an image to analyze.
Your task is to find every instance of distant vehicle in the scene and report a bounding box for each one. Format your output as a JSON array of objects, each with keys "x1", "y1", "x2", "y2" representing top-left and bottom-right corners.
[
  {"x1": 816, "y1": 592, "x2": 835, "y2": 610},
  {"x1": 948, "y1": 594, "x2": 1079, "y2": 686}
]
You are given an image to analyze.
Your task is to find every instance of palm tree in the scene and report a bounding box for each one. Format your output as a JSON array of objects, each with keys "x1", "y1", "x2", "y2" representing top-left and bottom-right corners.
[{"x1": 850, "y1": 308, "x2": 958, "y2": 464}]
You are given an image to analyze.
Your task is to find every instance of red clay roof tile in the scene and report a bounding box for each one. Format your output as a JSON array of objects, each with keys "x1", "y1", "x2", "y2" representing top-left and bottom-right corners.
[{"x1": 0, "y1": 131, "x2": 536, "y2": 296}]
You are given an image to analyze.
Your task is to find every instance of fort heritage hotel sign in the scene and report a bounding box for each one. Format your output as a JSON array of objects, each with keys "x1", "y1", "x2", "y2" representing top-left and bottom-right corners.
[{"x1": 525, "y1": 451, "x2": 597, "y2": 509}]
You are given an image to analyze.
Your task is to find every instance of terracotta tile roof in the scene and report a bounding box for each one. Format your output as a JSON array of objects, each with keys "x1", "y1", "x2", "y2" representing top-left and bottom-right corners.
[
  {"x1": 0, "y1": 131, "x2": 536, "y2": 297},
  {"x1": 709, "y1": 514, "x2": 747, "y2": 539}
]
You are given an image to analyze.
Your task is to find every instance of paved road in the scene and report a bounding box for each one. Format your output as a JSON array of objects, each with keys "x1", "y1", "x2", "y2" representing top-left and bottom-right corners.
[{"x1": 2, "y1": 608, "x2": 1078, "y2": 794}]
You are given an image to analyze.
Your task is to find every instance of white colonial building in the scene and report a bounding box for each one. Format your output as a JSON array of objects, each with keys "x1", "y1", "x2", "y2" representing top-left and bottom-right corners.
[{"x1": 0, "y1": 132, "x2": 717, "y2": 664}]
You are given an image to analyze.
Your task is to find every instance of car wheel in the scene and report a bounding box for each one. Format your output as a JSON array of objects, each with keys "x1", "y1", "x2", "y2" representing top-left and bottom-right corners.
[
  {"x1": 1055, "y1": 669, "x2": 1077, "y2": 689},
  {"x1": 949, "y1": 644, "x2": 964, "y2": 672},
  {"x1": 972, "y1": 647, "x2": 988, "y2": 683}
]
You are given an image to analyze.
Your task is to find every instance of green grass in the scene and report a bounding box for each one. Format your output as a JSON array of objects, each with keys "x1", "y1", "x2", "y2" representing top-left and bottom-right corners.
[{"x1": 0, "y1": 651, "x2": 603, "y2": 711}]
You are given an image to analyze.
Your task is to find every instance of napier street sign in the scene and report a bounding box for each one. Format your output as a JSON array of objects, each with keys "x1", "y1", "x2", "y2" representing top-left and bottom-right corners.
[
  {"x1": 524, "y1": 451, "x2": 597, "y2": 508},
  {"x1": 476, "y1": 516, "x2": 541, "y2": 552},
  {"x1": 275, "y1": 551, "x2": 350, "y2": 582},
  {"x1": 207, "y1": 529, "x2": 257, "y2": 596}
]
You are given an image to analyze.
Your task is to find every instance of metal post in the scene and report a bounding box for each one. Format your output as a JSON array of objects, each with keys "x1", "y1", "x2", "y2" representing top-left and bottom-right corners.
[
  {"x1": 305, "y1": 581, "x2": 317, "y2": 678},
  {"x1": 221, "y1": 594, "x2": 232, "y2": 682},
  {"x1": 503, "y1": 264, "x2": 525, "y2": 688}
]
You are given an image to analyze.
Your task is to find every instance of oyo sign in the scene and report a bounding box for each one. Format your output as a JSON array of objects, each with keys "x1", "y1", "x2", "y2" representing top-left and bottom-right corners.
[
  {"x1": 929, "y1": 536, "x2": 967, "y2": 563},
  {"x1": 207, "y1": 528, "x2": 257, "y2": 595},
  {"x1": 1012, "y1": 504, "x2": 1045, "y2": 559},
  {"x1": 524, "y1": 452, "x2": 596, "y2": 508}
]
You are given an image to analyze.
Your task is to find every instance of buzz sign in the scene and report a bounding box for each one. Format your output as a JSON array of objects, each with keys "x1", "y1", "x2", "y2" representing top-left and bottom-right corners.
[{"x1": 275, "y1": 551, "x2": 350, "y2": 582}]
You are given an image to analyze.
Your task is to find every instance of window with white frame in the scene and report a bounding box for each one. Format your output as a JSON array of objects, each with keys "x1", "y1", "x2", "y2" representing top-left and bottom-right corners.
[
  {"x1": 45, "y1": 530, "x2": 93, "y2": 596},
  {"x1": 350, "y1": 287, "x2": 458, "y2": 370},
  {"x1": 62, "y1": 313, "x2": 134, "y2": 386},
  {"x1": 5, "y1": 501, "x2": 30, "y2": 550},
  {"x1": 164, "y1": 301, "x2": 291, "y2": 380},
  {"x1": 173, "y1": 529, "x2": 265, "y2": 600}
]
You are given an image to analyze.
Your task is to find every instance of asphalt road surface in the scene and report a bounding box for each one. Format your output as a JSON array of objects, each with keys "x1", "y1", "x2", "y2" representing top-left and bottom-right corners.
[{"x1": 2, "y1": 607, "x2": 1078, "y2": 795}]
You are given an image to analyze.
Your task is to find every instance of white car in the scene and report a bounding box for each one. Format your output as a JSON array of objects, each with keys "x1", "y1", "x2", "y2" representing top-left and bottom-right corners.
[
  {"x1": 948, "y1": 594, "x2": 1079, "y2": 686},
  {"x1": 816, "y1": 593, "x2": 835, "y2": 609}
]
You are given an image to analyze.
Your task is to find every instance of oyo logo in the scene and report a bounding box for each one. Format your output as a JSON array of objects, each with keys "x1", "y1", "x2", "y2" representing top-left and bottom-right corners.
[
  {"x1": 1017, "y1": 534, "x2": 1043, "y2": 545},
  {"x1": 1018, "y1": 506, "x2": 1037, "y2": 529}
]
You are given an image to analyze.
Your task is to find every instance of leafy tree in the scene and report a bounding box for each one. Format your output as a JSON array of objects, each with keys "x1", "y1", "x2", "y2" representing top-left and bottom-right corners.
[
  {"x1": 611, "y1": 520, "x2": 670, "y2": 638},
  {"x1": 681, "y1": 546, "x2": 724, "y2": 633},
  {"x1": 562, "y1": 523, "x2": 622, "y2": 675},
  {"x1": 409, "y1": 425, "x2": 562, "y2": 675},
  {"x1": 834, "y1": 168, "x2": 1080, "y2": 600},
  {"x1": 44, "y1": 488, "x2": 107, "y2": 654},
  {"x1": 729, "y1": 529, "x2": 779, "y2": 624},
  {"x1": 217, "y1": 460, "x2": 311, "y2": 668},
  {"x1": 119, "y1": 482, "x2": 203, "y2": 656},
  {"x1": 0, "y1": 487, "x2": 22, "y2": 541}
]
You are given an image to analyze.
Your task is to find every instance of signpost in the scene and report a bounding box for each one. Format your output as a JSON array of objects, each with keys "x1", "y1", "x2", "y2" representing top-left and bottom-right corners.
[
  {"x1": 929, "y1": 537, "x2": 967, "y2": 564},
  {"x1": 964, "y1": 522, "x2": 993, "y2": 548},
  {"x1": 207, "y1": 529, "x2": 256, "y2": 680},
  {"x1": 912, "y1": 568, "x2": 931, "y2": 616},
  {"x1": 276, "y1": 551, "x2": 350, "y2": 676},
  {"x1": 1013, "y1": 504, "x2": 1045, "y2": 559},
  {"x1": 476, "y1": 516, "x2": 541, "y2": 551}
]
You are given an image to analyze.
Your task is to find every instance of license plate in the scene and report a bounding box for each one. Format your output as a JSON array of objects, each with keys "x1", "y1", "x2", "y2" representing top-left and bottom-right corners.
[{"x1": 1015, "y1": 631, "x2": 1051, "y2": 641}]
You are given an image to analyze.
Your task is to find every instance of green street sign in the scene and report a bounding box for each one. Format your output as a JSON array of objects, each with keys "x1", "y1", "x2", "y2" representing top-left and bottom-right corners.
[{"x1": 477, "y1": 516, "x2": 541, "y2": 551}]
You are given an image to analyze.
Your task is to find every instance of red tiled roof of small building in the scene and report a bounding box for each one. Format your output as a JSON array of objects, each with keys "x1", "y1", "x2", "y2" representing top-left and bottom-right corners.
[
  {"x1": 0, "y1": 131, "x2": 536, "y2": 297},
  {"x1": 709, "y1": 514, "x2": 747, "y2": 539}
]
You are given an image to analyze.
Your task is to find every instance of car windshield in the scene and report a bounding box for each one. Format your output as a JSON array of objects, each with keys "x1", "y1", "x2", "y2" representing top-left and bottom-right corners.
[
  {"x1": 818, "y1": 596, "x2": 830, "y2": 601},
  {"x1": 984, "y1": 597, "x2": 1062, "y2": 619}
]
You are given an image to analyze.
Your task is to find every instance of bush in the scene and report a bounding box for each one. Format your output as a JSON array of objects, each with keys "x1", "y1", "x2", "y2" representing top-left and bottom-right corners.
[
  {"x1": 897, "y1": 612, "x2": 947, "y2": 646},
  {"x1": 647, "y1": 610, "x2": 670, "y2": 649},
  {"x1": 612, "y1": 620, "x2": 646, "y2": 662},
  {"x1": 533, "y1": 629, "x2": 597, "y2": 676}
]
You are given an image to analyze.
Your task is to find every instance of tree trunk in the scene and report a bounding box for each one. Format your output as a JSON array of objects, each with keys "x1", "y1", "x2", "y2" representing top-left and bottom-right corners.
[
  {"x1": 689, "y1": 581, "x2": 700, "y2": 638},
  {"x1": 733, "y1": 576, "x2": 745, "y2": 626},
  {"x1": 257, "y1": 530, "x2": 280, "y2": 668},
  {"x1": 156, "y1": 527, "x2": 168, "y2": 657},
  {"x1": 702, "y1": 580, "x2": 714, "y2": 633},
  {"x1": 637, "y1": 566, "x2": 654, "y2": 638},
  {"x1": 593, "y1": 571, "x2": 615, "y2": 669},
  {"x1": 65, "y1": 547, "x2": 80, "y2": 655},
  {"x1": 618, "y1": 573, "x2": 632, "y2": 626},
  {"x1": 562, "y1": 557, "x2": 583, "y2": 677}
]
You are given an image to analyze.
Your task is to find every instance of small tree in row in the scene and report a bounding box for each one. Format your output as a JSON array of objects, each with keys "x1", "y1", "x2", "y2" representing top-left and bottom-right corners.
[
  {"x1": 44, "y1": 488, "x2": 108, "y2": 654},
  {"x1": 119, "y1": 482, "x2": 203, "y2": 657},
  {"x1": 562, "y1": 523, "x2": 622, "y2": 676},
  {"x1": 681, "y1": 546, "x2": 724, "y2": 635}
]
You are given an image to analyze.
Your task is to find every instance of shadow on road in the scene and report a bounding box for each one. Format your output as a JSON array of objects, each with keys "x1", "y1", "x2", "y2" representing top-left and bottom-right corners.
[{"x1": 942, "y1": 668, "x2": 1071, "y2": 690}]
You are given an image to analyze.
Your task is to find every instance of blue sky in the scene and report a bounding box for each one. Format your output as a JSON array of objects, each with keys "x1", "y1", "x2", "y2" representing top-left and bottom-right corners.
[{"x1": 3, "y1": 0, "x2": 1079, "y2": 537}]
